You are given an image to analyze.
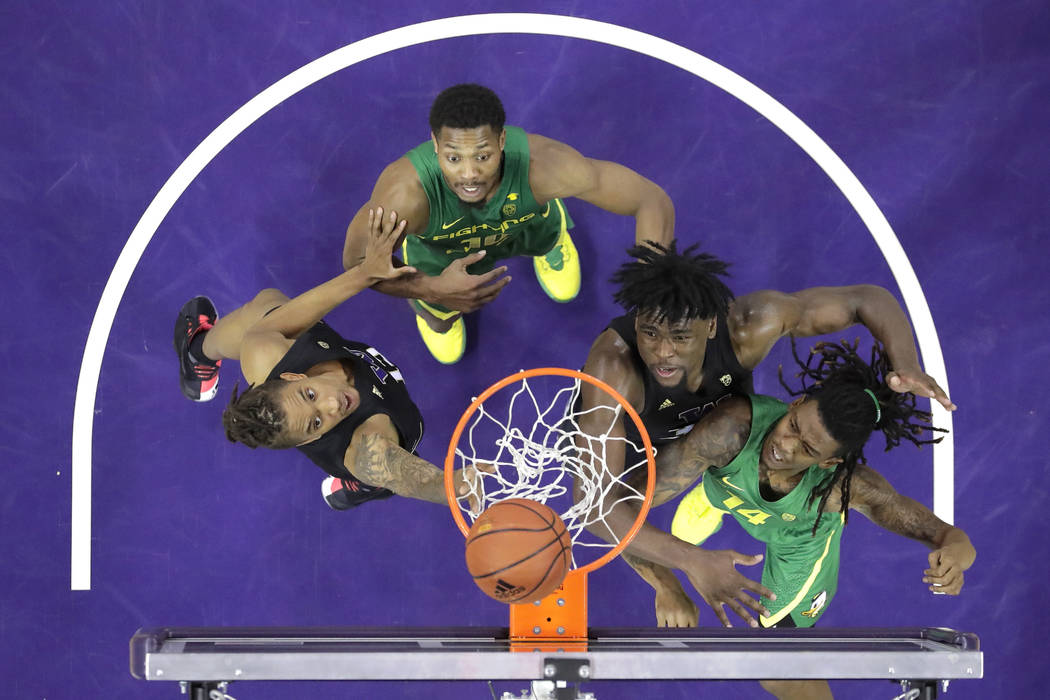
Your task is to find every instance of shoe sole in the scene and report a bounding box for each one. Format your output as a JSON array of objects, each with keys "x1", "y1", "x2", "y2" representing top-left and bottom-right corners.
[{"x1": 174, "y1": 296, "x2": 219, "y2": 402}]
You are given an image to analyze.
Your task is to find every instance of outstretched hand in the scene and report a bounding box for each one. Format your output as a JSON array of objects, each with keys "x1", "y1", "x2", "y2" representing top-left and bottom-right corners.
[
  {"x1": 359, "y1": 207, "x2": 417, "y2": 284},
  {"x1": 886, "y1": 368, "x2": 956, "y2": 411},
  {"x1": 428, "y1": 251, "x2": 511, "y2": 313},
  {"x1": 681, "y1": 548, "x2": 774, "y2": 628}
]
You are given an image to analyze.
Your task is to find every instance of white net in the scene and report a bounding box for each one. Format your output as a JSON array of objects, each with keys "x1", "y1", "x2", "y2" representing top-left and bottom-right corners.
[{"x1": 451, "y1": 372, "x2": 654, "y2": 570}]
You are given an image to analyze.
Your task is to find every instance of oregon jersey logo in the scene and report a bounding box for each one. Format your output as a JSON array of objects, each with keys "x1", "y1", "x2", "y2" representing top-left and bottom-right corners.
[{"x1": 800, "y1": 590, "x2": 827, "y2": 618}]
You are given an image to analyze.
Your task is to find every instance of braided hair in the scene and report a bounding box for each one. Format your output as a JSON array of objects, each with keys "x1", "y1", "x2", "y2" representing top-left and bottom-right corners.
[
  {"x1": 221, "y1": 381, "x2": 299, "y2": 450},
  {"x1": 777, "y1": 338, "x2": 946, "y2": 535},
  {"x1": 611, "y1": 240, "x2": 734, "y2": 325}
]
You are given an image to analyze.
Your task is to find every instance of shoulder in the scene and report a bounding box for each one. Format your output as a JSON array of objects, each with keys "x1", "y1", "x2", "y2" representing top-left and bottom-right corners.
[
  {"x1": 685, "y1": 395, "x2": 752, "y2": 466},
  {"x1": 364, "y1": 157, "x2": 430, "y2": 231},
  {"x1": 526, "y1": 132, "x2": 595, "y2": 198},
  {"x1": 582, "y1": 327, "x2": 644, "y2": 409},
  {"x1": 239, "y1": 330, "x2": 296, "y2": 385},
  {"x1": 345, "y1": 413, "x2": 399, "y2": 454},
  {"x1": 726, "y1": 290, "x2": 799, "y2": 368}
]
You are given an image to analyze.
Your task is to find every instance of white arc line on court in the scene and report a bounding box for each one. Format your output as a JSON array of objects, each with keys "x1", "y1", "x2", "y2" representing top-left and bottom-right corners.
[{"x1": 71, "y1": 13, "x2": 952, "y2": 590}]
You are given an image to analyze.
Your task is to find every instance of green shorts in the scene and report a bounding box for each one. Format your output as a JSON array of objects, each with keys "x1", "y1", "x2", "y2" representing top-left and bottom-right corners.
[
  {"x1": 404, "y1": 199, "x2": 573, "y2": 317},
  {"x1": 758, "y1": 518, "x2": 843, "y2": 628}
]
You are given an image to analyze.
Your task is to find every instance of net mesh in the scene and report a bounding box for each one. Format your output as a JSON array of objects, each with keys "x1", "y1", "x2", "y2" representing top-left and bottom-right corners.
[{"x1": 452, "y1": 374, "x2": 653, "y2": 570}]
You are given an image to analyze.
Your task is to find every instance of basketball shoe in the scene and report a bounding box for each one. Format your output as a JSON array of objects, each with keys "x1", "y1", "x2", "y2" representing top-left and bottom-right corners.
[
  {"x1": 415, "y1": 314, "x2": 466, "y2": 365},
  {"x1": 173, "y1": 296, "x2": 222, "y2": 402},
  {"x1": 533, "y1": 227, "x2": 580, "y2": 303},
  {"x1": 321, "y1": 475, "x2": 395, "y2": 510}
]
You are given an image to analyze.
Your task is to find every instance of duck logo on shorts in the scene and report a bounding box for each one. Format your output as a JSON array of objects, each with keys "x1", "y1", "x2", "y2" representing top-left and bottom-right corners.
[
  {"x1": 720, "y1": 374, "x2": 732, "y2": 386},
  {"x1": 800, "y1": 590, "x2": 827, "y2": 618},
  {"x1": 317, "y1": 341, "x2": 330, "y2": 349}
]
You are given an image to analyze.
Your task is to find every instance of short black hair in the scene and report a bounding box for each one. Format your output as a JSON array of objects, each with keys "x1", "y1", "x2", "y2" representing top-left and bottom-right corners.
[
  {"x1": 779, "y1": 338, "x2": 946, "y2": 534},
  {"x1": 611, "y1": 241, "x2": 734, "y2": 325},
  {"x1": 221, "y1": 381, "x2": 298, "y2": 450},
  {"x1": 429, "y1": 84, "x2": 506, "y2": 134}
]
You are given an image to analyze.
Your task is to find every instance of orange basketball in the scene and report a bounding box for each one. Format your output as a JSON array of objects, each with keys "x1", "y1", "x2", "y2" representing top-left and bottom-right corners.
[{"x1": 465, "y1": 498, "x2": 572, "y2": 604}]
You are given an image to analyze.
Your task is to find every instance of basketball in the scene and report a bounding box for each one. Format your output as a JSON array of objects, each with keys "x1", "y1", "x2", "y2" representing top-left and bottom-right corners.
[{"x1": 465, "y1": 498, "x2": 572, "y2": 604}]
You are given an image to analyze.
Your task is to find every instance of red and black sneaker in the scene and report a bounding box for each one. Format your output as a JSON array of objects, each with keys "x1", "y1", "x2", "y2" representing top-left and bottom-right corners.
[
  {"x1": 173, "y1": 296, "x2": 222, "y2": 402},
  {"x1": 321, "y1": 475, "x2": 395, "y2": 510}
]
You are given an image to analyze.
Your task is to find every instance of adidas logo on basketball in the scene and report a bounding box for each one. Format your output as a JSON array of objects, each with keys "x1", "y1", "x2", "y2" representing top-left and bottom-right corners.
[{"x1": 493, "y1": 578, "x2": 526, "y2": 600}]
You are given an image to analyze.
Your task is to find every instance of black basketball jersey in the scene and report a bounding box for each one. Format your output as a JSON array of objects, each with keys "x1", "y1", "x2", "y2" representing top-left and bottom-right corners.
[
  {"x1": 266, "y1": 321, "x2": 424, "y2": 505},
  {"x1": 607, "y1": 313, "x2": 753, "y2": 446}
]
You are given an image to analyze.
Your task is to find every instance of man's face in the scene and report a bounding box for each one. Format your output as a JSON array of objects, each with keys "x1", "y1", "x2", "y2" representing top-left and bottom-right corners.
[
  {"x1": 634, "y1": 313, "x2": 716, "y2": 390},
  {"x1": 760, "y1": 399, "x2": 843, "y2": 473},
  {"x1": 431, "y1": 125, "x2": 505, "y2": 205},
  {"x1": 276, "y1": 371, "x2": 360, "y2": 446}
]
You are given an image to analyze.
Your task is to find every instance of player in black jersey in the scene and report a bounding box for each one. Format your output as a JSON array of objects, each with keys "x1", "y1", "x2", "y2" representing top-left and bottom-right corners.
[
  {"x1": 172, "y1": 208, "x2": 476, "y2": 509},
  {"x1": 577, "y1": 241, "x2": 955, "y2": 628}
]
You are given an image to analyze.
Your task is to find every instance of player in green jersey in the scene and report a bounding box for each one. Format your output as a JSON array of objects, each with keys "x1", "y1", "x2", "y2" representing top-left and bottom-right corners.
[
  {"x1": 634, "y1": 339, "x2": 976, "y2": 700},
  {"x1": 341, "y1": 84, "x2": 674, "y2": 364}
]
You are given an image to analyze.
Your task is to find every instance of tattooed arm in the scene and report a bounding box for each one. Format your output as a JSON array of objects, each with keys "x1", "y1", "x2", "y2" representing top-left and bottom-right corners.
[
  {"x1": 344, "y1": 414, "x2": 464, "y2": 505},
  {"x1": 847, "y1": 465, "x2": 976, "y2": 595}
]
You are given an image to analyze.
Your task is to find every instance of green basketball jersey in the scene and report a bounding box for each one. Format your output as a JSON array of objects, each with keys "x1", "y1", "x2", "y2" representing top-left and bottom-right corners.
[
  {"x1": 403, "y1": 126, "x2": 570, "y2": 277},
  {"x1": 703, "y1": 394, "x2": 844, "y2": 627}
]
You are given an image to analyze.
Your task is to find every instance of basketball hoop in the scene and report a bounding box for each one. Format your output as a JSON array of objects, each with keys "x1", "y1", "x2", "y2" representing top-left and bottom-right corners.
[{"x1": 445, "y1": 368, "x2": 656, "y2": 648}]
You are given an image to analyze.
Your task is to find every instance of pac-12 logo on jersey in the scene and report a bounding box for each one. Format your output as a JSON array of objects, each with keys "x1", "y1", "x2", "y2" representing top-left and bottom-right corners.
[{"x1": 347, "y1": 346, "x2": 404, "y2": 386}]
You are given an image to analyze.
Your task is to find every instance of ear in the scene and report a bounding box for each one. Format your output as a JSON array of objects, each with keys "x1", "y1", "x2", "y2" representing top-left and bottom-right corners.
[
  {"x1": 789, "y1": 396, "x2": 806, "y2": 408},
  {"x1": 279, "y1": 372, "x2": 307, "y2": 382},
  {"x1": 431, "y1": 131, "x2": 439, "y2": 152},
  {"x1": 498, "y1": 128, "x2": 506, "y2": 151},
  {"x1": 817, "y1": 456, "x2": 843, "y2": 470},
  {"x1": 706, "y1": 317, "x2": 717, "y2": 339}
]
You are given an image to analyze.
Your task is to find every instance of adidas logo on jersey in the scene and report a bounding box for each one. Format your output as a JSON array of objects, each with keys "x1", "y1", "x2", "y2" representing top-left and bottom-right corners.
[{"x1": 659, "y1": 398, "x2": 675, "y2": 410}]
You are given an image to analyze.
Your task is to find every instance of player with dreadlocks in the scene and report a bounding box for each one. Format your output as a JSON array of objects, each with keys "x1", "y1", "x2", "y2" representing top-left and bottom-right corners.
[
  {"x1": 576, "y1": 240, "x2": 957, "y2": 631},
  {"x1": 643, "y1": 338, "x2": 976, "y2": 700}
]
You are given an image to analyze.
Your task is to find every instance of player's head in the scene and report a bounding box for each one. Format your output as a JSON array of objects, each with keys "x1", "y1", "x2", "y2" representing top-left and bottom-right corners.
[
  {"x1": 222, "y1": 372, "x2": 360, "y2": 449},
  {"x1": 771, "y1": 338, "x2": 945, "y2": 534},
  {"x1": 612, "y1": 241, "x2": 734, "y2": 388},
  {"x1": 429, "y1": 84, "x2": 507, "y2": 206}
]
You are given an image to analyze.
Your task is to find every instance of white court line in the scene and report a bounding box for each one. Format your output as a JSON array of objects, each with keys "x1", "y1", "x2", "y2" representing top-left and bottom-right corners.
[{"x1": 71, "y1": 13, "x2": 953, "y2": 590}]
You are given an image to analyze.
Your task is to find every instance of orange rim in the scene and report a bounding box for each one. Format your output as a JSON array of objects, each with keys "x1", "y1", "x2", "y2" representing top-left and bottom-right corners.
[{"x1": 444, "y1": 367, "x2": 655, "y2": 575}]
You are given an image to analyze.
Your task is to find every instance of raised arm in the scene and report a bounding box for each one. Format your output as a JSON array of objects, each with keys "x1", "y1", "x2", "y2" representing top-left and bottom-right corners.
[
  {"x1": 342, "y1": 158, "x2": 510, "y2": 312},
  {"x1": 238, "y1": 209, "x2": 414, "y2": 385},
  {"x1": 528, "y1": 134, "x2": 674, "y2": 248},
  {"x1": 730, "y1": 285, "x2": 955, "y2": 410},
  {"x1": 847, "y1": 465, "x2": 976, "y2": 595}
]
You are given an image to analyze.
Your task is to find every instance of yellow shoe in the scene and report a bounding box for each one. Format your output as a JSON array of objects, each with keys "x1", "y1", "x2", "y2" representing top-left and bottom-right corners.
[
  {"x1": 671, "y1": 481, "x2": 727, "y2": 546},
  {"x1": 533, "y1": 228, "x2": 580, "y2": 303},
  {"x1": 415, "y1": 315, "x2": 465, "y2": 365}
]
